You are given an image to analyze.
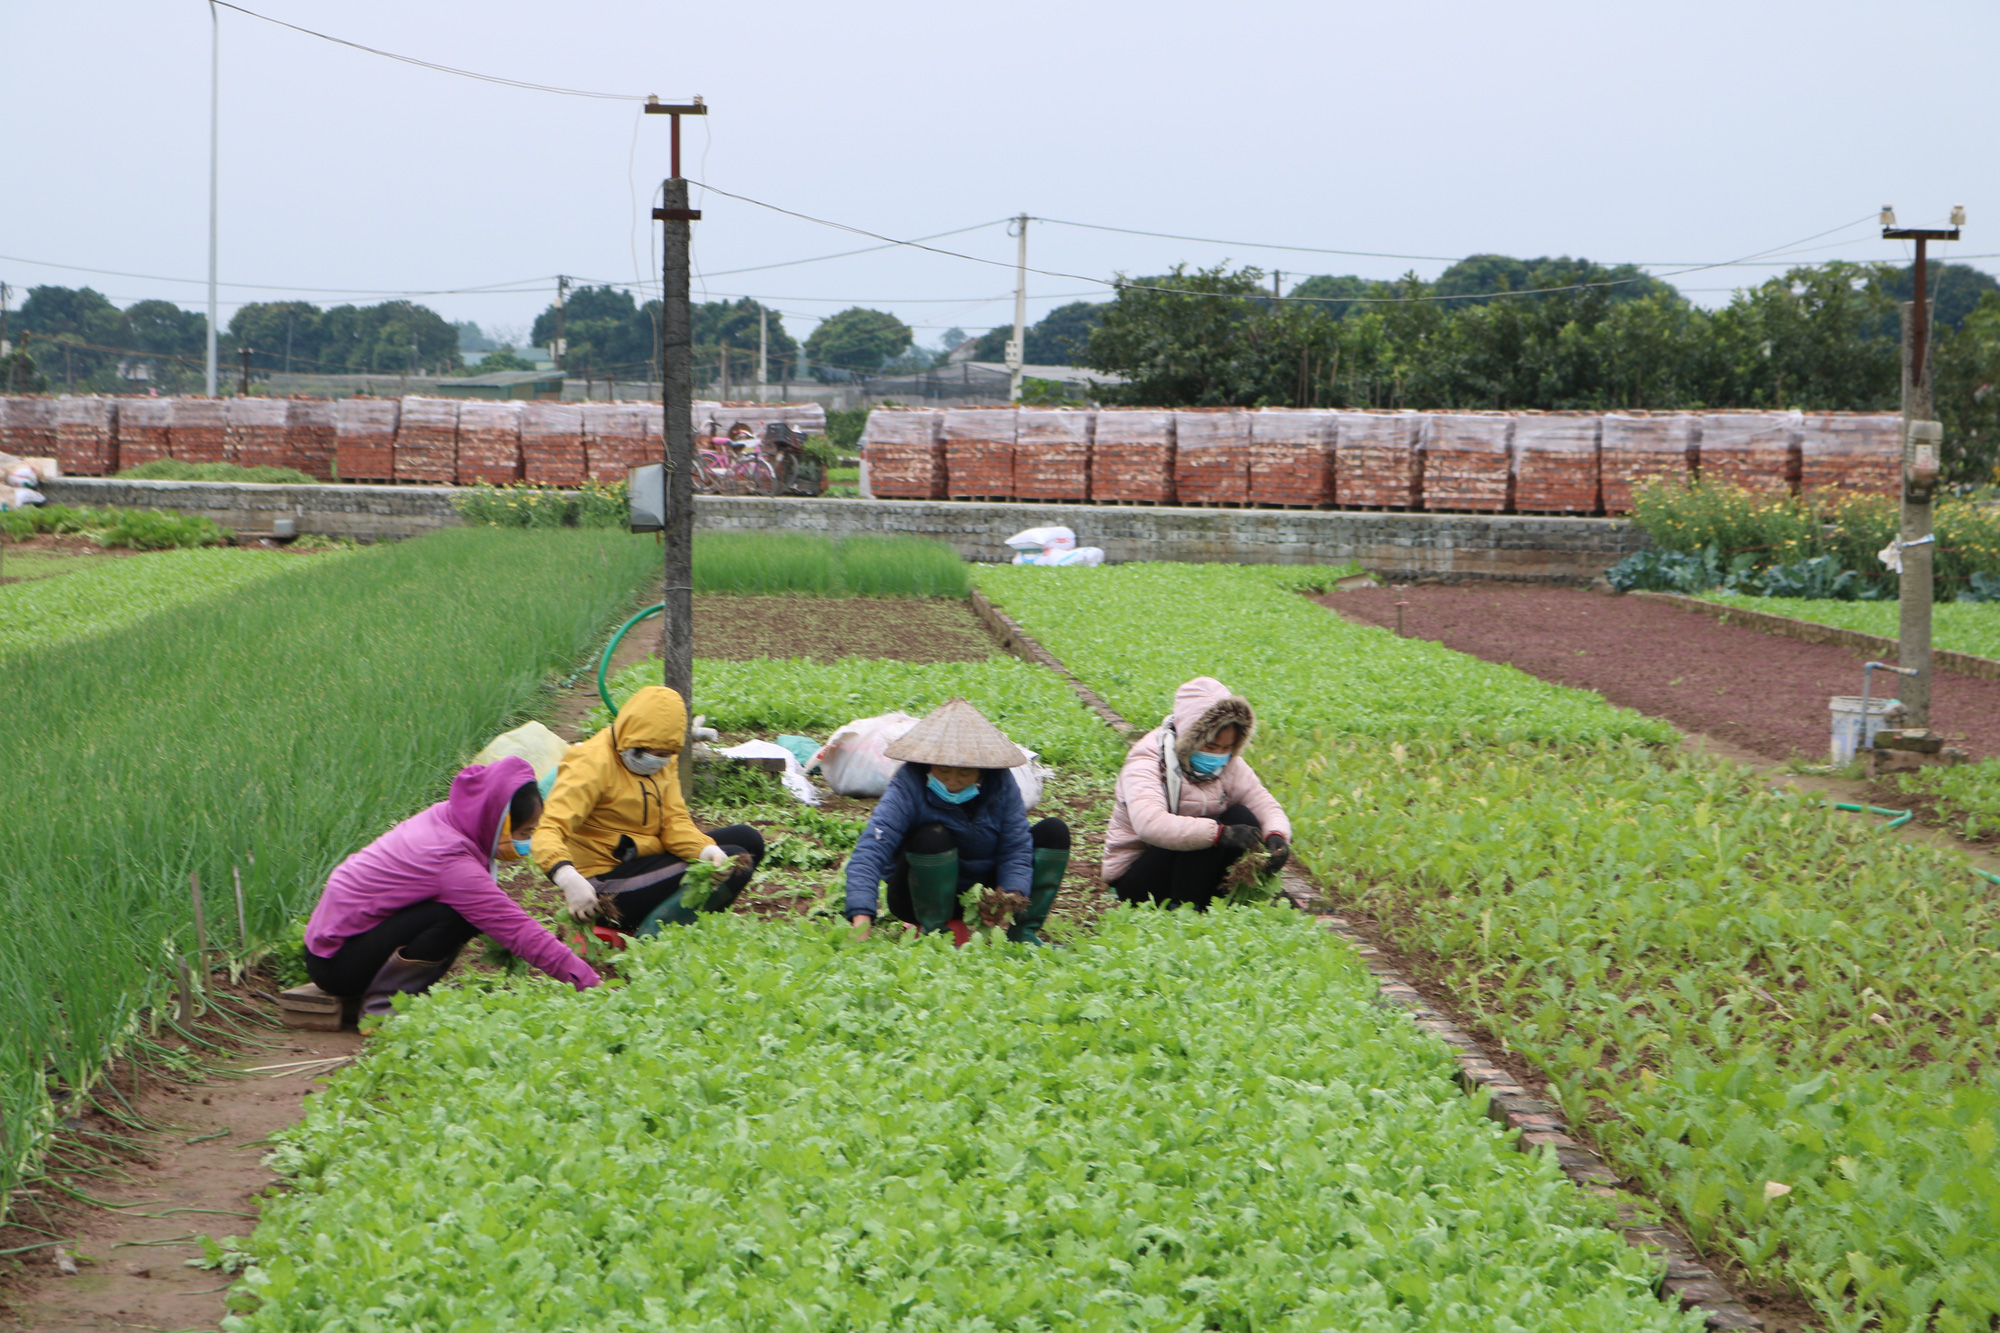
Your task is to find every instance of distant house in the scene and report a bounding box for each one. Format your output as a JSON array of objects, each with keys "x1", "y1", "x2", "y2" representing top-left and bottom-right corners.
[
  {"x1": 436, "y1": 370, "x2": 566, "y2": 401},
  {"x1": 942, "y1": 337, "x2": 981, "y2": 366}
]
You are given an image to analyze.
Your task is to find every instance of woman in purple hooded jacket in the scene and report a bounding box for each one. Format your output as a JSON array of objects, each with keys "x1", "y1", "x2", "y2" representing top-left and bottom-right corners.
[{"x1": 303, "y1": 756, "x2": 599, "y2": 1015}]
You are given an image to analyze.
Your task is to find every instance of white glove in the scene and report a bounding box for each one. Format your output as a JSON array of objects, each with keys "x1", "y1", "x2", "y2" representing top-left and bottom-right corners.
[
  {"x1": 697, "y1": 844, "x2": 730, "y2": 867},
  {"x1": 554, "y1": 865, "x2": 598, "y2": 920}
]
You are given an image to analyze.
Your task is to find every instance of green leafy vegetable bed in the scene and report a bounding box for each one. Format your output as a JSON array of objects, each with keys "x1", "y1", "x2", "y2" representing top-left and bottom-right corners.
[
  {"x1": 601, "y1": 653, "x2": 1125, "y2": 773},
  {"x1": 976, "y1": 563, "x2": 2000, "y2": 1329},
  {"x1": 1700, "y1": 593, "x2": 2000, "y2": 661},
  {"x1": 0, "y1": 547, "x2": 313, "y2": 656},
  {"x1": 0, "y1": 528, "x2": 662, "y2": 1217},
  {"x1": 229, "y1": 911, "x2": 1692, "y2": 1332}
]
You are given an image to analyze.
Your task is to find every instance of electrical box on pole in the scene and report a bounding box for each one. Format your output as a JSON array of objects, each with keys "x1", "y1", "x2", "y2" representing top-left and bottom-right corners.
[
  {"x1": 647, "y1": 96, "x2": 706, "y2": 799},
  {"x1": 1881, "y1": 206, "x2": 1962, "y2": 731}
]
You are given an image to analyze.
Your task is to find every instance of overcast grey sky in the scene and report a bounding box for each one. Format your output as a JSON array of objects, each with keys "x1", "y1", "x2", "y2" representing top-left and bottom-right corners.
[{"x1": 4, "y1": 0, "x2": 1996, "y2": 349}]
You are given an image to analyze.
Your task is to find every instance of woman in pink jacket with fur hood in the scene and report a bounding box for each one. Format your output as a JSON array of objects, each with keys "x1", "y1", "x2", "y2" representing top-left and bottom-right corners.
[{"x1": 1103, "y1": 676, "x2": 1292, "y2": 910}]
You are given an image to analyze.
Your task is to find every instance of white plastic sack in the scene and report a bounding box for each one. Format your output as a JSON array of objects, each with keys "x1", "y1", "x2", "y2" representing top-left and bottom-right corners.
[
  {"x1": 715, "y1": 740, "x2": 821, "y2": 806},
  {"x1": 1005, "y1": 525, "x2": 1076, "y2": 552},
  {"x1": 1011, "y1": 748, "x2": 1050, "y2": 811},
  {"x1": 814, "y1": 712, "x2": 922, "y2": 797},
  {"x1": 5, "y1": 485, "x2": 45, "y2": 508},
  {"x1": 473, "y1": 721, "x2": 573, "y2": 792},
  {"x1": 1015, "y1": 545, "x2": 1104, "y2": 567}
]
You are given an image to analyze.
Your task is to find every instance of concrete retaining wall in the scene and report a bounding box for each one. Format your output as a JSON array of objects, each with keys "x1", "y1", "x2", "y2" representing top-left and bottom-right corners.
[
  {"x1": 699, "y1": 496, "x2": 1647, "y2": 580},
  {"x1": 37, "y1": 479, "x2": 1646, "y2": 578}
]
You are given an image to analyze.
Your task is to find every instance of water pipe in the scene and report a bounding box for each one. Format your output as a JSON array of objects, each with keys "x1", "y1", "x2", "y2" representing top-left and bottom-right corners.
[
  {"x1": 1859, "y1": 660, "x2": 1916, "y2": 746},
  {"x1": 1979, "y1": 869, "x2": 2000, "y2": 888},
  {"x1": 1828, "y1": 801, "x2": 1915, "y2": 830},
  {"x1": 598, "y1": 603, "x2": 664, "y2": 715}
]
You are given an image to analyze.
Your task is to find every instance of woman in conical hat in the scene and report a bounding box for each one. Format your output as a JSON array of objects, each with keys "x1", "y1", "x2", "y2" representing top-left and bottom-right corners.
[{"x1": 843, "y1": 698, "x2": 1069, "y2": 944}]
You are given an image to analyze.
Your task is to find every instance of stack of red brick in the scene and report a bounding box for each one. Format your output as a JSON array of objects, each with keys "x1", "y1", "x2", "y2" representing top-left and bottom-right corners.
[
  {"x1": 1247, "y1": 408, "x2": 1337, "y2": 506},
  {"x1": 1798, "y1": 413, "x2": 1902, "y2": 495},
  {"x1": 1513, "y1": 413, "x2": 1602, "y2": 514},
  {"x1": 1421, "y1": 413, "x2": 1514, "y2": 512},
  {"x1": 1332, "y1": 411, "x2": 1421, "y2": 508},
  {"x1": 333, "y1": 399, "x2": 399, "y2": 481},
  {"x1": 1013, "y1": 408, "x2": 1093, "y2": 501},
  {"x1": 859, "y1": 408, "x2": 946, "y2": 498},
  {"x1": 1697, "y1": 411, "x2": 1800, "y2": 496},
  {"x1": 1089, "y1": 409, "x2": 1176, "y2": 502},
  {"x1": 454, "y1": 402, "x2": 523, "y2": 484},
  {"x1": 944, "y1": 408, "x2": 1019, "y2": 499},
  {"x1": 393, "y1": 398, "x2": 460, "y2": 484},
  {"x1": 583, "y1": 403, "x2": 661, "y2": 481},
  {"x1": 1173, "y1": 409, "x2": 1252, "y2": 505},
  {"x1": 169, "y1": 399, "x2": 230, "y2": 465},
  {"x1": 226, "y1": 399, "x2": 292, "y2": 471},
  {"x1": 521, "y1": 402, "x2": 587, "y2": 486},
  {"x1": 1600, "y1": 411, "x2": 1697, "y2": 514}
]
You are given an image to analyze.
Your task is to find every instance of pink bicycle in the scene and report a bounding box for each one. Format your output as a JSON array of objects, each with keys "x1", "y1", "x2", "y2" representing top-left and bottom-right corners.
[{"x1": 693, "y1": 430, "x2": 779, "y2": 496}]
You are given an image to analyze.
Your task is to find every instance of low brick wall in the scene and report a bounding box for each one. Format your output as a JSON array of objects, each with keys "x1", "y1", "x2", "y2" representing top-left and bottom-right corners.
[
  {"x1": 698, "y1": 496, "x2": 1648, "y2": 580},
  {"x1": 37, "y1": 480, "x2": 1647, "y2": 579},
  {"x1": 41, "y1": 477, "x2": 463, "y2": 540}
]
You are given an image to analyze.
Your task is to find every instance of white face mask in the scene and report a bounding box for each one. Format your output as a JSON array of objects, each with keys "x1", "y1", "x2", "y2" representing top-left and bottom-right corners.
[{"x1": 621, "y1": 748, "x2": 670, "y2": 776}]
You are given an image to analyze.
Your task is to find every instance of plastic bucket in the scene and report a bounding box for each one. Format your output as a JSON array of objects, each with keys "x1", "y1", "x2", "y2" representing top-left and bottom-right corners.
[{"x1": 1829, "y1": 696, "x2": 1900, "y2": 763}]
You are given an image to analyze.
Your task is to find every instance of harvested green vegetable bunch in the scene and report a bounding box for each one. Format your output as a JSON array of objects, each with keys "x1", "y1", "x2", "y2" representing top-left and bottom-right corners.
[{"x1": 678, "y1": 853, "x2": 752, "y2": 910}]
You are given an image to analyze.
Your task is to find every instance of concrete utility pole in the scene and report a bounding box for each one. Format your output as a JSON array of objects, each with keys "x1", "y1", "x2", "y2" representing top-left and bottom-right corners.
[
  {"x1": 1007, "y1": 214, "x2": 1028, "y2": 402},
  {"x1": 239, "y1": 346, "x2": 252, "y2": 396},
  {"x1": 206, "y1": 1, "x2": 221, "y2": 398},
  {"x1": 553, "y1": 275, "x2": 570, "y2": 369},
  {"x1": 1881, "y1": 204, "x2": 1963, "y2": 729},
  {"x1": 758, "y1": 306, "x2": 768, "y2": 401},
  {"x1": 647, "y1": 95, "x2": 706, "y2": 795}
]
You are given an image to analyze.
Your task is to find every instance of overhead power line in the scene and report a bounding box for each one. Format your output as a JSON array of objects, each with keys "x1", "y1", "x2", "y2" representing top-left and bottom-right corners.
[{"x1": 209, "y1": 1, "x2": 667, "y2": 101}]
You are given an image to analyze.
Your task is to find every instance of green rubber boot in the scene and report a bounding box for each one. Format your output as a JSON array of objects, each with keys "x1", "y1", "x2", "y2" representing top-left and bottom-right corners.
[
  {"x1": 905, "y1": 849, "x2": 960, "y2": 935},
  {"x1": 1009, "y1": 846, "x2": 1069, "y2": 944},
  {"x1": 633, "y1": 887, "x2": 699, "y2": 937}
]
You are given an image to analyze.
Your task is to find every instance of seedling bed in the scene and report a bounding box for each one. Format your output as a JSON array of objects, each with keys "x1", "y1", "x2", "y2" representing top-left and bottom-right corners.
[{"x1": 690, "y1": 594, "x2": 995, "y2": 663}]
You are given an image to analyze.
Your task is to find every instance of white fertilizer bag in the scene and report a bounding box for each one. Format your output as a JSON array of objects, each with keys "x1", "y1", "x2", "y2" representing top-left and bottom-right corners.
[{"x1": 815, "y1": 712, "x2": 922, "y2": 797}]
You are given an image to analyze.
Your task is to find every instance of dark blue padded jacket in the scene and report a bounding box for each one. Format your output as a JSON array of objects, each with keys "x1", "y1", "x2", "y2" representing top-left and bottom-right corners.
[{"x1": 843, "y1": 764, "x2": 1032, "y2": 919}]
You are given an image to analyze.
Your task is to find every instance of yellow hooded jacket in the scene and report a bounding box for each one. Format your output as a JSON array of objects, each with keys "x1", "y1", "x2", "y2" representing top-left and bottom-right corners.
[{"x1": 533, "y1": 686, "x2": 714, "y2": 879}]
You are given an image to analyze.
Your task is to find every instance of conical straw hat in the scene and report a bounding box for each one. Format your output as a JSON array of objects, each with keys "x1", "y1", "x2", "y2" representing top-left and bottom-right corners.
[{"x1": 883, "y1": 697, "x2": 1027, "y2": 769}]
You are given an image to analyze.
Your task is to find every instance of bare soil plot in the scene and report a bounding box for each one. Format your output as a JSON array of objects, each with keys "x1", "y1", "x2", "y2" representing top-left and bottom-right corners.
[
  {"x1": 1324, "y1": 584, "x2": 2000, "y2": 763},
  {"x1": 691, "y1": 594, "x2": 996, "y2": 663}
]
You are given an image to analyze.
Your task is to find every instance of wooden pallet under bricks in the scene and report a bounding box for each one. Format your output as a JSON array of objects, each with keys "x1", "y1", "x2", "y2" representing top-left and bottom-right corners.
[
  {"x1": 1600, "y1": 411, "x2": 1697, "y2": 514},
  {"x1": 943, "y1": 406, "x2": 1017, "y2": 501},
  {"x1": 1172, "y1": 407, "x2": 1252, "y2": 506},
  {"x1": 859, "y1": 406, "x2": 947, "y2": 498},
  {"x1": 332, "y1": 398, "x2": 399, "y2": 482},
  {"x1": 1247, "y1": 406, "x2": 1337, "y2": 507},
  {"x1": 1420, "y1": 412, "x2": 1514, "y2": 512},
  {"x1": 1511, "y1": 411, "x2": 1602, "y2": 514},
  {"x1": 54, "y1": 396, "x2": 117, "y2": 475},
  {"x1": 1796, "y1": 411, "x2": 1901, "y2": 497},
  {"x1": 1088, "y1": 408, "x2": 1176, "y2": 503},
  {"x1": 1332, "y1": 410, "x2": 1422, "y2": 508},
  {"x1": 1012, "y1": 407, "x2": 1093, "y2": 501},
  {"x1": 968, "y1": 587, "x2": 1765, "y2": 1332},
  {"x1": 1697, "y1": 410, "x2": 1799, "y2": 496}
]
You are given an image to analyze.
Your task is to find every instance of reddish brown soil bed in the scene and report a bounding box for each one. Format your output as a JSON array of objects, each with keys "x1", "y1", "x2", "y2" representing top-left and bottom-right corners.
[
  {"x1": 692, "y1": 595, "x2": 995, "y2": 663},
  {"x1": 1324, "y1": 585, "x2": 2000, "y2": 763}
]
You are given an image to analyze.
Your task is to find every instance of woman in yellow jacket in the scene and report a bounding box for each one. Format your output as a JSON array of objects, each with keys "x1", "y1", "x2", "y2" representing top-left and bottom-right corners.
[{"x1": 532, "y1": 685, "x2": 764, "y2": 934}]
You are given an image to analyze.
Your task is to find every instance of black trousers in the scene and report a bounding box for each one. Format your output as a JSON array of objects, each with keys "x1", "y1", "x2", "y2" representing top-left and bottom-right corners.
[
  {"x1": 597, "y1": 823, "x2": 765, "y2": 932},
  {"x1": 305, "y1": 900, "x2": 478, "y2": 998},
  {"x1": 1110, "y1": 803, "x2": 1260, "y2": 912},
  {"x1": 883, "y1": 817, "x2": 1069, "y2": 926}
]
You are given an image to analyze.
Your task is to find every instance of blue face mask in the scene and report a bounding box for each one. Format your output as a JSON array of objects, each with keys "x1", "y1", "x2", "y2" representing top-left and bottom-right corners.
[
  {"x1": 1189, "y1": 750, "x2": 1230, "y2": 776},
  {"x1": 511, "y1": 838, "x2": 533, "y2": 857},
  {"x1": 927, "y1": 775, "x2": 979, "y2": 804}
]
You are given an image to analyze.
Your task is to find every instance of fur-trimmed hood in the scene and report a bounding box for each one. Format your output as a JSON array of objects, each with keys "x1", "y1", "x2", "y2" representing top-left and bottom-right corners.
[{"x1": 1169, "y1": 677, "x2": 1255, "y2": 775}]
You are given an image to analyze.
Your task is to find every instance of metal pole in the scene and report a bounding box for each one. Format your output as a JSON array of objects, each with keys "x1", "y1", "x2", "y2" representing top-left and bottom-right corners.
[
  {"x1": 206, "y1": 1, "x2": 220, "y2": 398},
  {"x1": 554, "y1": 276, "x2": 568, "y2": 370},
  {"x1": 1008, "y1": 214, "x2": 1028, "y2": 403}
]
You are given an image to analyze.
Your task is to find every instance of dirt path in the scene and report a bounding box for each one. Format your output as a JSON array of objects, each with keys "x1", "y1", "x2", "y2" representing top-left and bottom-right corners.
[
  {"x1": 1324, "y1": 584, "x2": 2000, "y2": 762},
  {"x1": 1, "y1": 1014, "x2": 362, "y2": 1333}
]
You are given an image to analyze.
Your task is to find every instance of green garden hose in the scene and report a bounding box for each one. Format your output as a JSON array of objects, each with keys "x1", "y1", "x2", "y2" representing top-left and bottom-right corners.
[
  {"x1": 1829, "y1": 801, "x2": 1914, "y2": 830},
  {"x1": 1978, "y1": 870, "x2": 2000, "y2": 888},
  {"x1": 598, "y1": 604, "x2": 664, "y2": 715}
]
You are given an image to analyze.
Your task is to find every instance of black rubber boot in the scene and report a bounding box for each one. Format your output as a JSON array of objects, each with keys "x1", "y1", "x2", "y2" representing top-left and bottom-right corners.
[
  {"x1": 905, "y1": 849, "x2": 960, "y2": 935},
  {"x1": 1009, "y1": 846, "x2": 1068, "y2": 944},
  {"x1": 360, "y1": 949, "x2": 451, "y2": 1018}
]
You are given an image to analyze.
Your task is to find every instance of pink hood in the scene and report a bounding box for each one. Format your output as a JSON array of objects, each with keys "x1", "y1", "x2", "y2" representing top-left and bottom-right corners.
[
  {"x1": 305, "y1": 757, "x2": 598, "y2": 990},
  {"x1": 1104, "y1": 677, "x2": 1288, "y2": 882}
]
